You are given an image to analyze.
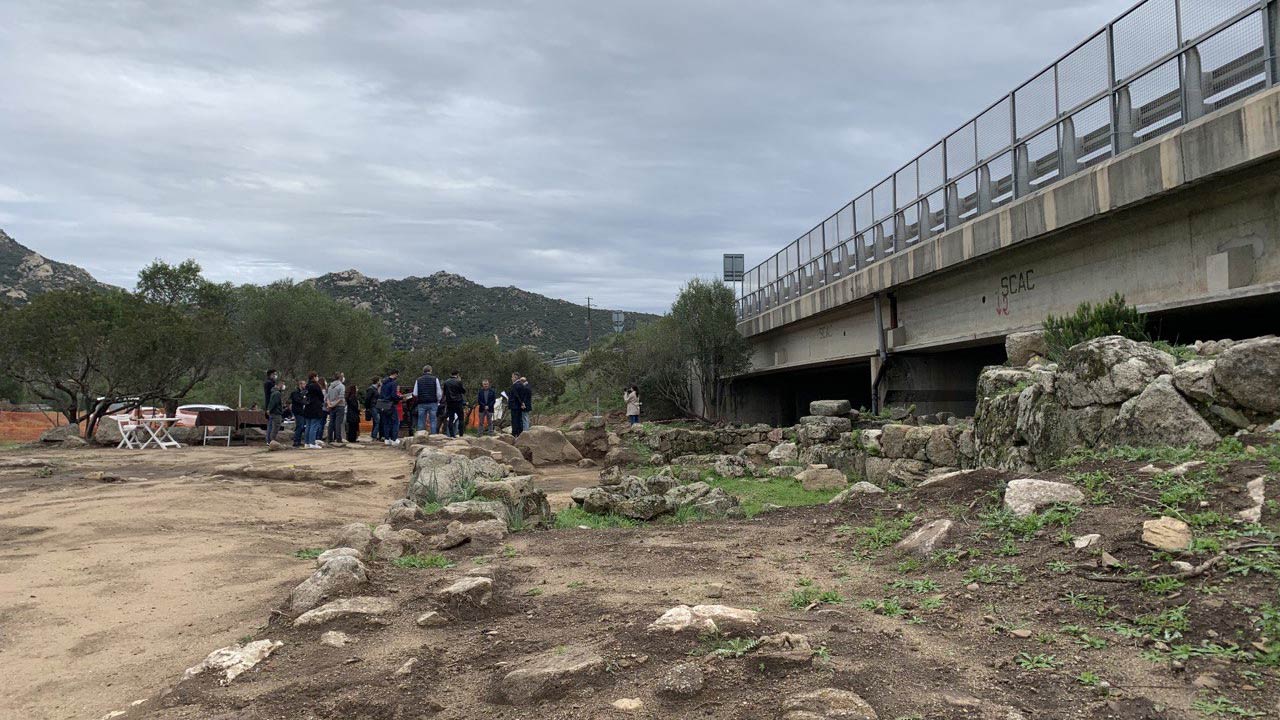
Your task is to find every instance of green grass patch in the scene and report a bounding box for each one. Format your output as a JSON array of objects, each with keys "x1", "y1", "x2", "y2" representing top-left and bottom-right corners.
[
  {"x1": 553, "y1": 506, "x2": 639, "y2": 529},
  {"x1": 703, "y1": 474, "x2": 842, "y2": 518},
  {"x1": 393, "y1": 553, "x2": 456, "y2": 569},
  {"x1": 851, "y1": 515, "x2": 915, "y2": 550},
  {"x1": 293, "y1": 548, "x2": 324, "y2": 560}
]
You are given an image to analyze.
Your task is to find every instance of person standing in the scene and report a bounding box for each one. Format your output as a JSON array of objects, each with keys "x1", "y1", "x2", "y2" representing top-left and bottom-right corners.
[
  {"x1": 379, "y1": 369, "x2": 402, "y2": 445},
  {"x1": 624, "y1": 385, "x2": 641, "y2": 425},
  {"x1": 507, "y1": 372, "x2": 526, "y2": 438},
  {"x1": 518, "y1": 376, "x2": 533, "y2": 432},
  {"x1": 303, "y1": 371, "x2": 326, "y2": 448},
  {"x1": 412, "y1": 365, "x2": 442, "y2": 434},
  {"x1": 364, "y1": 376, "x2": 381, "y2": 440},
  {"x1": 289, "y1": 379, "x2": 307, "y2": 448},
  {"x1": 325, "y1": 372, "x2": 347, "y2": 445},
  {"x1": 476, "y1": 379, "x2": 496, "y2": 435},
  {"x1": 266, "y1": 380, "x2": 284, "y2": 442},
  {"x1": 345, "y1": 382, "x2": 360, "y2": 442},
  {"x1": 263, "y1": 369, "x2": 278, "y2": 409},
  {"x1": 443, "y1": 370, "x2": 466, "y2": 438}
]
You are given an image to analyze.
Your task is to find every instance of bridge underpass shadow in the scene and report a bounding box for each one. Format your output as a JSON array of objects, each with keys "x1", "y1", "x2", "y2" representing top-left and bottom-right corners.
[{"x1": 728, "y1": 360, "x2": 872, "y2": 427}]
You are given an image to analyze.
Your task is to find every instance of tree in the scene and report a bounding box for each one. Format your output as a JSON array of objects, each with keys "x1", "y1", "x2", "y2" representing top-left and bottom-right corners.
[
  {"x1": 670, "y1": 278, "x2": 750, "y2": 419},
  {"x1": 136, "y1": 259, "x2": 208, "y2": 307}
]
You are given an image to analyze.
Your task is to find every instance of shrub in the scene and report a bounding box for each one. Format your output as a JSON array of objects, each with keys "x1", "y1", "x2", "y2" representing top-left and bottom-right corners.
[{"x1": 1042, "y1": 293, "x2": 1146, "y2": 361}]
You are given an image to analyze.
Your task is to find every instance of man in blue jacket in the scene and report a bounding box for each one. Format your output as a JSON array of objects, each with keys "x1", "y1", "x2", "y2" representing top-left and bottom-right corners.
[
  {"x1": 380, "y1": 369, "x2": 401, "y2": 445},
  {"x1": 476, "y1": 379, "x2": 496, "y2": 435}
]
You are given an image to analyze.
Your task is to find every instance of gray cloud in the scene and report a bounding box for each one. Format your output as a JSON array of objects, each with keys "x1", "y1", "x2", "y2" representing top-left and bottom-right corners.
[{"x1": 0, "y1": 0, "x2": 1131, "y2": 312}]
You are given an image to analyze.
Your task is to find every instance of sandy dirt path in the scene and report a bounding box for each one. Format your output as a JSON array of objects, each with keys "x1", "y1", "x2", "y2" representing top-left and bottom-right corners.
[{"x1": 0, "y1": 443, "x2": 416, "y2": 720}]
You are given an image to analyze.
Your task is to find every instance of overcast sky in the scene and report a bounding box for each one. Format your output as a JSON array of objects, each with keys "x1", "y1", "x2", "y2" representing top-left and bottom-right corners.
[{"x1": 0, "y1": 0, "x2": 1133, "y2": 313}]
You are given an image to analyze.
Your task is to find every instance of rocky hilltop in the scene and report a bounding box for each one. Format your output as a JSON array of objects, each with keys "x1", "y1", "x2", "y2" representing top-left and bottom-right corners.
[
  {"x1": 307, "y1": 269, "x2": 656, "y2": 353},
  {"x1": 0, "y1": 229, "x2": 103, "y2": 304}
]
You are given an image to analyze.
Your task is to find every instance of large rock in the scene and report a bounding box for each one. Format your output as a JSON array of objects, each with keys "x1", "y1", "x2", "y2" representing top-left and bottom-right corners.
[
  {"x1": 1003, "y1": 478, "x2": 1084, "y2": 517},
  {"x1": 38, "y1": 424, "x2": 81, "y2": 443},
  {"x1": 809, "y1": 399, "x2": 852, "y2": 417},
  {"x1": 864, "y1": 457, "x2": 931, "y2": 487},
  {"x1": 496, "y1": 646, "x2": 605, "y2": 705},
  {"x1": 647, "y1": 605, "x2": 759, "y2": 636},
  {"x1": 293, "y1": 596, "x2": 395, "y2": 627},
  {"x1": 288, "y1": 555, "x2": 368, "y2": 613},
  {"x1": 924, "y1": 426, "x2": 959, "y2": 467},
  {"x1": 438, "y1": 576, "x2": 493, "y2": 607},
  {"x1": 1005, "y1": 330, "x2": 1048, "y2": 366},
  {"x1": 470, "y1": 435, "x2": 535, "y2": 473},
  {"x1": 603, "y1": 445, "x2": 643, "y2": 468},
  {"x1": 657, "y1": 662, "x2": 705, "y2": 699},
  {"x1": 713, "y1": 454, "x2": 750, "y2": 478},
  {"x1": 780, "y1": 688, "x2": 878, "y2": 720},
  {"x1": 385, "y1": 498, "x2": 423, "y2": 525},
  {"x1": 331, "y1": 523, "x2": 376, "y2": 558},
  {"x1": 1214, "y1": 336, "x2": 1280, "y2": 412},
  {"x1": 895, "y1": 519, "x2": 954, "y2": 556},
  {"x1": 1172, "y1": 359, "x2": 1218, "y2": 404},
  {"x1": 1142, "y1": 516, "x2": 1192, "y2": 551},
  {"x1": 797, "y1": 416, "x2": 852, "y2": 444},
  {"x1": 438, "y1": 499, "x2": 511, "y2": 525},
  {"x1": 615, "y1": 494, "x2": 672, "y2": 520},
  {"x1": 474, "y1": 475, "x2": 553, "y2": 527},
  {"x1": 514, "y1": 426, "x2": 584, "y2": 466},
  {"x1": 796, "y1": 467, "x2": 847, "y2": 491},
  {"x1": 1108, "y1": 376, "x2": 1219, "y2": 449},
  {"x1": 409, "y1": 451, "x2": 482, "y2": 505},
  {"x1": 828, "y1": 482, "x2": 885, "y2": 503},
  {"x1": 768, "y1": 442, "x2": 799, "y2": 463},
  {"x1": 1057, "y1": 336, "x2": 1176, "y2": 407}
]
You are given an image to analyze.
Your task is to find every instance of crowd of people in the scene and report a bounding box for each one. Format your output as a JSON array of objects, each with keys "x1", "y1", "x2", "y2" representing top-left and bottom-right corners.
[{"x1": 260, "y1": 365, "x2": 536, "y2": 449}]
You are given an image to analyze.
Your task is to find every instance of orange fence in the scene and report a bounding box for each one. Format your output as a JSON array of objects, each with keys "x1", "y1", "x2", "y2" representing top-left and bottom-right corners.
[{"x1": 0, "y1": 410, "x2": 67, "y2": 443}]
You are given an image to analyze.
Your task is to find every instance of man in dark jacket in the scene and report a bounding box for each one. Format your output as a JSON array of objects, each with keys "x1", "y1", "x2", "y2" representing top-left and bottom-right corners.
[
  {"x1": 303, "y1": 372, "x2": 326, "y2": 448},
  {"x1": 476, "y1": 379, "x2": 496, "y2": 436},
  {"x1": 518, "y1": 376, "x2": 533, "y2": 432},
  {"x1": 289, "y1": 379, "x2": 307, "y2": 447},
  {"x1": 364, "y1": 376, "x2": 381, "y2": 440},
  {"x1": 266, "y1": 381, "x2": 284, "y2": 443},
  {"x1": 380, "y1": 370, "x2": 402, "y2": 445},
  {"x1": 508, "y1": 371, "x2": 527, "y2": 438},
  {"x1": 442, "y1": 371, "x2": 466, "y2": 438},
  {"x1": 263, "y1": 369, "x2": 278, "y2": 409},
  {"x1": 413, "y1": 365, "x2": 442, "y2": 434}
]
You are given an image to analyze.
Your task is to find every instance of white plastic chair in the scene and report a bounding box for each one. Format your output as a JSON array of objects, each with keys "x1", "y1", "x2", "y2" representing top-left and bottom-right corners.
[{"x1": 113, "y1": 414, "x2": 142, "y2": 449}]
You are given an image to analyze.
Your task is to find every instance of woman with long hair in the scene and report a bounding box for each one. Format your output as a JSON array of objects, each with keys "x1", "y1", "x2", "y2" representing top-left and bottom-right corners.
[
  {"x1": 624, "y1": 385, "x2": 641, "y2": 425},
  {"x1": 344, "y1": 382, "x2": 360, "y2": 442},
  {"x1": 303, "y1": 371, "x2": 326, "y2": 448}
]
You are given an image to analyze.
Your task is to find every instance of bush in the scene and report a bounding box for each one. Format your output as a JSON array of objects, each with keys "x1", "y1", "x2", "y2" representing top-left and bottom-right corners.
[{"x1": 1042, "y1": 293, "x2": 1146, "y2": 360}]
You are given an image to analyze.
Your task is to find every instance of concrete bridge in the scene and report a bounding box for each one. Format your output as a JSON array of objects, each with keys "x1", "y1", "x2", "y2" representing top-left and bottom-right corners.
[{"x1": 731, "y1": 0, "x2": 1280, "y2": 425}]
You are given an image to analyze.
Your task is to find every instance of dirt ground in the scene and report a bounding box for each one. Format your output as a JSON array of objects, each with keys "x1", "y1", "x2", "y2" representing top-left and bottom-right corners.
[{"x1": 4, "y1": 437, "x2": 1280, "y2": 720}]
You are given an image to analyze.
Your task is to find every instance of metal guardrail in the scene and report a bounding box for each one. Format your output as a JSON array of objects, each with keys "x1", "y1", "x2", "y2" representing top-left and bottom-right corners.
[
  {"x1": 550, "y1": 355, "x2": 582, "y2": 368},
  {"x1": 738, "y1": 0, "x2": 1278, "y2": 321}
]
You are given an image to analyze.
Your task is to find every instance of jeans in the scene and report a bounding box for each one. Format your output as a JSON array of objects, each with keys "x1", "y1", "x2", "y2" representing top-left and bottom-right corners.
[
  {"x1": 381, "y1": 408, "x2": 400, "y2": 441},
  {"x1": 416, "y1": 402, "x2": 438, "y2": 434},
  {"x1": 445, "y1": 403, "x2": 464, "y2": 437},
  {"x1": 292, "y1": 416, "x2": 305, "y2": 446},
  {"x1": 478, "y1": 411, "x2": 492, "y2": 434},
  {"x1": 327, "y1": 406, "x2": 346, "y2": 443},
  {"x1": 267, "y1": 414, "x2": 282, "y2": 442},
  {"x1": 305, "y1": 417, "x2": 323, "y2": 445},
  {"x1": 628, "y1": 414, "x2": 639, "y2": 425},
  {"x1": 523, "y1": 413, "x2": 532, "y2": 432},
  {"x1": 370, "y1": 411, "x2": 380, "y2": 440}
]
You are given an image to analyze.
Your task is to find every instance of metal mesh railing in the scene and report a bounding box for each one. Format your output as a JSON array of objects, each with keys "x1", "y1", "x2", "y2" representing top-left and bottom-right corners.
[{"x1": 738, "y1": 0, "x2": 1277, "y2": 321}]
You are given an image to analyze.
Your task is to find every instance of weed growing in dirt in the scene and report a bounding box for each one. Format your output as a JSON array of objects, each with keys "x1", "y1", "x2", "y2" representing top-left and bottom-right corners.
[
  {"x1": 1191, "y1": 695, "x2": 1265, "y2": 717},
  {"x1": 393, "y1": 553, "x2": 456, "y2": 569},
  {"x1": 662, "y1": 505, "x2": 706, "y2": 525},
  {"x1": 691, "y1": 633, "x2": 760, "y2": 659},
  {"x1": 703, "y1": 474, "x2": 842, "y2": 517},
  {"x1": 896, "y1": 557, "x2": 922, "y2": 573},
  {"x1": 852, "y1": 516, "x2": 915, "y2": 550},
  {"x1": 1144, "y1": 576, "x2": 1186, "y2": 595},
  {"x1": 858, "y1": 597, "x2": 906, "y2": 618},
  {"x1": 554, "y1": 507, "x2": 638, "y2": 529},
  {"x1": 1060, "y1": 592, "x2": 1112, "y2": 618},
  {"x1": 1076, "y1": 671, "x2": 1103, "y2": 687},
  {"x1": 1015, "y1": 652, "x2": 1060, "y2": 670},
  {"x1": 931, "y1": 549, "x2": 963, "y2": 567},
  {"x1": 982, "y1": 503, "x2": 1080, "y2": 541},
  {"x1": 965, "y1": 564, "x2": 1024, "y2": 586},
  {"x1": 1047, "y1": 560, "x2": 1072, "y2": 574},
  {"x1": 501, "y1": 545, "x2": 518, "y2": 558},
  {"x1": 293, "y1": 548, "x2": 324, "y2": 560},
  {"x1": 788, "y1": 584, "x2": 844, "y2": 608},
  {"x1": 523, "y1": 588, "x2": 543, "y2": 596},
  {"x1": 1068, "y1": 470, "x2": 1115, "y2": 504},
  {"x1": 1135, "y1": 604, "x2": 1190, "y2": 641},
  {"x1": 889, "y1": 579, "x2": 940, "y2": 594}
]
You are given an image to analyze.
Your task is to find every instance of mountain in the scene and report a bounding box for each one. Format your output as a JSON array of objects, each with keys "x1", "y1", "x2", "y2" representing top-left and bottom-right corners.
[
  {"x1": 0, "y1": 229, "x2": 104, "y2": 304},
  {"x1": 306, "y1": 269, "x2": 657, "y2": 353}
]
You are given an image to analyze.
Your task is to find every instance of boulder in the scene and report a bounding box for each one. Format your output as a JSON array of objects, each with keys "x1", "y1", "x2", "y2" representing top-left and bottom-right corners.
[
  {"x1": 470, "y1": 435, "x2": 535, "y2": 473},
  {"x1": 809, "y1": 399, "x2": 852, "y2": 417},
  {"x1": 598, "y1": 465, "x2": 624, "y2": 485},
  {"x1": 315, "y1": 547, "x2": 361, "y2": 567},
  {"x1": 768, "y1": 442, "x2": 799, "y2": 463},
  {"x1": 1142, "y1": 516, "x2": 1192, "y2": 551},
  {"x1": 1005, "y1": 330, "x2": 1048, "y2": 366},
  {"x1": 924, "y1": 426, "x2": 959, "y2": 467},
  {"x1": 864, "y1": 457, "x2": 931, "y2": 486},
  {"x1": 647, "y1": 604, "x2": 759, "y2": 636},
  {"x1": 797, "y1": 416, "x2": 853, "y2": 444},
  {"x1": 1209, "y1": 404, "x2": 1252, "y2": 430},
  {"x1": 438, "y1": 576, "x2": 493, "y2": 607},
  {"x1": 293, "y1": 596, "x2": 396, "y2": 627},
  {"x1": 514, "y1": 426, "x2": 584, "y2": 466},
  {"x1": 1172, "y1": 359, "x2": 1218, "y2": 404},
  {"x1": 1057, "y1": 336, "x2": 1175, "y2": 407},
  {"x1": 713, "y1": 454, "x2": 750, "y2": 478},
  {"x1": 183, "y1": 640, "x2": 283, "y2": 684},
  {"x1": 828, "y1": 482, "x2": 885, "y2": 503},
  {"x1": 796, "y1": 467, "x2": 847, "y2": 491},
  {"x1": 496, "y1": 645, "x2": 605, "y2": 705},
  {"x1": 408, "y1": 451, "x2": 480, "y2": 506},
  {"x1": 1214, "y1": 336, "x2": 1280, "y2": 413},
  {"x1": 474, "y1": 476, "x2": 553, "y2": 527},
  {"x1": 768, "y1": 465, "x2": 804, "y2": 479},
  {"x1": 780, "y1": 688, "x2": 878, "y2": 720},
  {"x1": 615, "y1": 494, "x2": 672, "y2": 520},
  {"x1": 38, "y1": 424, "x2": 81, "y2": 443},
  {"x1": 895, "y1": 519, "x2": 954, "y2": 556},
  {"x1": 574, "y1": 487, "x2": 621, "y2": 515},
  {"x1": 1108, "y1": 375, "x2": 1219, "y2": 449},
  {"x1": 385, "y1": 498, "x2": 423, "y2": 525},
  {"x1": 438, "y1": 500, "x2": 510, "y2": 525},
  {"x1": 434, "y1": 519, "x2": 508, "y2": 549},
  {"x1": 657, "y1": 662, "x2": 705, "y2": 699},
  {"x1": 1003, "y1": 478, "x2": 1084, "y2": 518},
  {"x1": 288, "y1": 555, "x2": 368, "y2": 613},
  {"x1": 372, "y1": 524, "x2": 416, "y2": 560},
  {"x1": 603, "y1": 445, "x2": 643, "y2": 468}
]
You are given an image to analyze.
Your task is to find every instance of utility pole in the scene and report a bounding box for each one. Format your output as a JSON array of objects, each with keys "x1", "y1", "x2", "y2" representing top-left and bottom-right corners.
[{"x1": 586, "y1": 296, "x2": 592, "y2": 350}]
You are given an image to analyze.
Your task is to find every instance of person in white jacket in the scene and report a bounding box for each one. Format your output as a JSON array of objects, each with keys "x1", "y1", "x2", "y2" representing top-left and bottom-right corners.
[{"x1": 624, "y1": 385, "x2": 641, "y2": 425}]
